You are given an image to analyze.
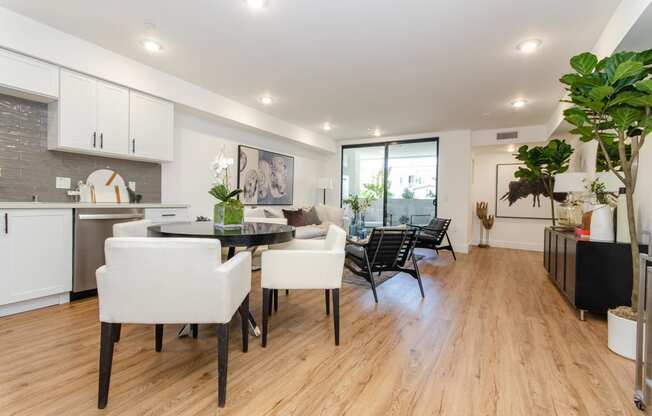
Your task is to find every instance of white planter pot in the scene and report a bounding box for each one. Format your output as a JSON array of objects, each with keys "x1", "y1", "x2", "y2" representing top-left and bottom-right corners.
[{"x1": 608, "y1": 310, "x2": 638, "y2": 360}]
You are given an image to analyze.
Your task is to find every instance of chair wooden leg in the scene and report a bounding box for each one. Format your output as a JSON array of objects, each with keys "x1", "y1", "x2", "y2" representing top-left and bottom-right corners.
[
  {"x1": 113, "y1": 323, "x2": 122, "y2": 343},
  {"x1": 332, "y1": 289, "x2": 340, "y2": 346},
  {"x1": 412, "y1": 252, "x2": 425, "y2": 298},
  {"x1": 368, "y1": 271, "x2": 379, "y2": 303},
  {"x1": 98, "y1": 322, "x2": 115, "y2": 409},
  {"x1": 155, "y1": 324, "x2": 163, "y2": 352},
  {"x1": 447, "y1": 233, "x2": 457, "y2": 260},
  {"x1": 273, "y1": 289, "x2": 278, "y2": 313},
  {"x1": 325, "y1": 289, "x2": 330, "y2": 315},
  {"x1": 364, "y1": 253, "x2": 379, "y2": 303},
  {"x1": 238, "y1": 294, "x2": 249, "y2": 353},
  {"x1": 268, "y1": 289, "x2": 274, "y2": 316},
  {"x1": 217, "y1": 323, "x2": 229, "y2": 408},
  {"x1": 190, "y1": 324, "x2": 198, "y2": 339},
  {"x1": 262, "y1": 288, "x2": 270, "y2": 347}
]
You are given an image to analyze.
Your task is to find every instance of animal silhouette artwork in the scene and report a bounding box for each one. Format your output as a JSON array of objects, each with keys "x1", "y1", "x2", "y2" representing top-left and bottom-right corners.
[{"x1": 500, "y1": 176, "x2": 564, "y2": 207}]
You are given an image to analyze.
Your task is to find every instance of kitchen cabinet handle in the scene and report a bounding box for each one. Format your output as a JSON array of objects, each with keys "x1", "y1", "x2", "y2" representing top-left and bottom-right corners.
[
  {"x1": 93, "y1": 132, "x2": 97, "y2": 148},
  {"x1": 78, "y1": 213, "x2": 145, "y2": 220},
  {"x1": 4, "y1": 213, "x2": 7, "y2": 234},
  {"x1": 161, "y1": 214, "x2": 177, "y2": 217},
  {"x1": 100, "y1": 133, "x2": 104, "y2": 149},
  {"x1": 132, "y1": 138, "x2": 136, "y2": 153}
]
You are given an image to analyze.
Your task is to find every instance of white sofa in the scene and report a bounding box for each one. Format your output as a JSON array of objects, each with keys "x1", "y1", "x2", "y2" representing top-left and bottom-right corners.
[{"x1": 244, "y1": 204, "x2": 350, "y2": 239}]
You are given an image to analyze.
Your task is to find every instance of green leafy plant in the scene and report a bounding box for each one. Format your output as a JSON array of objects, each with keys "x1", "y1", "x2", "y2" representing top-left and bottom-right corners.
[
  {"x1": 401, "y1": 188, "x2": 414, "y2": 199},
  {"x1": 209, "y1": 184, "x2": 242, "y2": 203},
  {"x1": 561, "y1": 49, "x2": 652, "y2": 313},
  {"x1": 343, "y1": 194, "x2": 373, "y2": 216},
  {"x1": 361, "y1": 168, "x2": 393, "y2": 199},
  {"x1": 513, "y1": 139, "x2": 574, "y2": 226},
  {"x1": 587, "y1": 178, "x2": 610, "y2": 205},
  {"x1": 209, "y1": 149, "x2": 244, "y2": 225}
]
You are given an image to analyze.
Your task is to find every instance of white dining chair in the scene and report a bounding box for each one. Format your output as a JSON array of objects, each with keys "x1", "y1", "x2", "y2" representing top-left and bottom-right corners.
[
  {"x1": 260, "y1": 224, "x2": 346, "y2": 346},
  {"x1": 112, "y1": 219, "x2": 155, "y2": 237},
  {"x1": 96, "y1": 237, "x2": 251, "y2": 409},
  {"x1": 242, "y1": 216, "x2": 288, "y2": 273}
]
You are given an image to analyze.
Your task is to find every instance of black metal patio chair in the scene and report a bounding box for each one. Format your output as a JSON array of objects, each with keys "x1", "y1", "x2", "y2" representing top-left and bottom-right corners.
[
  {"x1": 344, "y1": 227, "x2": 424, "y2": 303},
  {"x1": 411, "y1": 218, "x2": 456, "y2": 260}
]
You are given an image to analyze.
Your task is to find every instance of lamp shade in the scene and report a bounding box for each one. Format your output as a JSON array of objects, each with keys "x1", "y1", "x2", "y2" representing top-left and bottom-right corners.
[
  {"x1": 318, "y1": 177, "x2": 333, "y2": 190},
  {"x1": 596, "y1": 171, "x2": 623, "y2": 192},
  {"x1": 553, "y1": 172, "x2": 587, "y2": 193}
]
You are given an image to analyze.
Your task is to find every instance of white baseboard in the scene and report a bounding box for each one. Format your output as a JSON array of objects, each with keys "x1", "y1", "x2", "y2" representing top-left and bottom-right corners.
[
  {"x1": 454, "y1": 243, "x2": 470, "y2": 254},
  {"x1": 471, "y1": 238, "x2": 542, "y2": 252},
  {"x1": 0, "y1": 292, "x2": 70, "y2": 318}
]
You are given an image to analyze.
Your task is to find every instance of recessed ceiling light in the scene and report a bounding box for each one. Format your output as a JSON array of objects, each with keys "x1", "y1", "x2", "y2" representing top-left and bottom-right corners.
[
  {"x1": 141, "y1": 39, "x2": 163, "y2": 53},
  {"x1": 507, "y1": 145, "x2": 516, "y2": 153},
  {"x1": 370, "y1": 128, "x2": 382, "y2": 137},
  {"x1": 245, "y1": 0, "x2": 268, "y2": 10},
  {"x1": 516, "y1": 39, "x2": 542, "y2": 54},
  {"x1": 511, "y1": 99, "x2": 528, "y2": 109},
  {"x1": 322, "y1": 122, "x2": 332, "y2": 131},
  {"x1": 259, "y1": 95, "x2": 274, "y2": 105}
]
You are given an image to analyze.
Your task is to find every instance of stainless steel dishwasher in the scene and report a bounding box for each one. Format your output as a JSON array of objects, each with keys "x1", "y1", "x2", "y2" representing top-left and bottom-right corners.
[{"x1": 72, "y1": 208, "x2": 144, "y2": 298}]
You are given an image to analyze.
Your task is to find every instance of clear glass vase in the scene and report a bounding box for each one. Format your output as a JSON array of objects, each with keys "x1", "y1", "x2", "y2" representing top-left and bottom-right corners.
[{"x1": 214, "y1": 201, "x2": 244, "y2": 228}]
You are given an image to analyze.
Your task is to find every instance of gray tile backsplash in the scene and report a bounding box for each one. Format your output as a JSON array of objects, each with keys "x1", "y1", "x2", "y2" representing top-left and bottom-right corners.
[{"x1": 0, "y1": 93, "x2": 161, "y2": 202}]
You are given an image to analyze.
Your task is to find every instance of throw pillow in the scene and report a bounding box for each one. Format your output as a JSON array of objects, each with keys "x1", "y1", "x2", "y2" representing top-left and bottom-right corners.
[
  {"x1": 302, "y1": 207, "x2": 322, "y2": 225},
  {"x1": 264, "y1": 209, "x2": 282, "y2": 218},
  {"x1": 282, "y1": 209, "x2": 306, "y2": 227}
]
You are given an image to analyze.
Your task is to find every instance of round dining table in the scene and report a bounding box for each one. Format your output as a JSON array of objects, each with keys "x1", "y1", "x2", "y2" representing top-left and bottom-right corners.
[{"x1": 149, "y1": 221, "x2": 296, "y2": 336}]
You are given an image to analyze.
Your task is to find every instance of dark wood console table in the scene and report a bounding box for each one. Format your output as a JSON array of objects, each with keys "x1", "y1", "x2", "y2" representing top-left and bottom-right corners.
[{"x1": 543, "y1": 227, "x2": 647, "y2": 320}]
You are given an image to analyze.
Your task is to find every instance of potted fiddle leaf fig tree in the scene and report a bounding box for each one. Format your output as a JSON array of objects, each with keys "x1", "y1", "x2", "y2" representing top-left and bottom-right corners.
[
  {"x1": 513, "y1": 139, "x2": 574, "y2": 226},
  {"x1": 209, "y1": 148, "x2": 244, "y2": 228},
  {"x1": 561, "y1": 49, "x2": 652, "y2": 359}
]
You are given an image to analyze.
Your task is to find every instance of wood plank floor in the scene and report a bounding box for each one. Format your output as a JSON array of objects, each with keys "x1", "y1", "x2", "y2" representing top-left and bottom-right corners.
[{"x1": 0, "y1": 248, "x2": 638, "y2": 415}]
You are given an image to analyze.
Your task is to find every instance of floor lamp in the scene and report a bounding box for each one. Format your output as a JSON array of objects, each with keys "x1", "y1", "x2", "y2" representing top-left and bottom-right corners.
[{"x1": 318, "y1": 177, "x2": 333, "y2": 205}]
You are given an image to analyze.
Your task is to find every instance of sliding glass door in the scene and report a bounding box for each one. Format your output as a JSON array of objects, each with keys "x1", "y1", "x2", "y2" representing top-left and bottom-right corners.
[{"x1": 341, "y1": 138, "x2": 438, "y2": 227}]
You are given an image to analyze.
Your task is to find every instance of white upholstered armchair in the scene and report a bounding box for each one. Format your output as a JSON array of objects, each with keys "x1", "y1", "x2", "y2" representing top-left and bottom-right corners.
[
  {"x1": 260, "y1": 224, "x2": 346, "y2": 346},
  {"x1": 95, "y1": 237, "x2": 251, "y2": 409},
  {"x1": 112, "y1": 219, "x2": 155, "y2": 237}
]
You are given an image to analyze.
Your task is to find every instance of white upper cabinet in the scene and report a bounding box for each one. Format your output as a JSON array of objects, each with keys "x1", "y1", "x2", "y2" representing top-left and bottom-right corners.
[
  {"x1": 0, "y1": 48, "x2": 59, "y2": 100},
  {"x1": 52, "y1": 70, "x2": 173, "y2": 162},
  {"x1": 129, "y1": 91, "x2": 174, "y2": 162},
  {"x1": 54, "y1": 70, "x2": 130, "y2": 158},
  {"x1": 97, "y1": 81, "x2": 129, "y2": 155},
  {"x1": 58, "y1": 70, "x2": 98, "y2": 151}
]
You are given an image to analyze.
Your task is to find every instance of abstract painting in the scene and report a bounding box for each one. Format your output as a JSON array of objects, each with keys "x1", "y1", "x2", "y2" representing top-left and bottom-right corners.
[
  {"x1": 495, "y1": 163, "x2": 556, "y2": 219},
  {"x1": 237, "y1": 145, "x2": 294, "y2": 205}
]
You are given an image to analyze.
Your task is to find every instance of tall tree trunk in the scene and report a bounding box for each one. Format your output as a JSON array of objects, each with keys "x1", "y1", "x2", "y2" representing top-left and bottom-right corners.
[
  {"x1": 625, "y1": 187, "x2": 640, "y2": 313},
  {"x1": 545, "y1": 177, "x2": 556, "y2": 226}
]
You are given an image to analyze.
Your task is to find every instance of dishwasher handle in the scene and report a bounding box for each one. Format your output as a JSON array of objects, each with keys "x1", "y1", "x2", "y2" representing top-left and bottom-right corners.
[{"x1": 78, "y1": 213, "x2": 145, "y2": 221}]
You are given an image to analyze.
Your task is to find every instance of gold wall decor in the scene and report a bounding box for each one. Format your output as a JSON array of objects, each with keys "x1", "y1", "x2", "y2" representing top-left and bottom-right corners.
[{"x1": 475, "y1": 201, "x2": 494, "y2": 248}]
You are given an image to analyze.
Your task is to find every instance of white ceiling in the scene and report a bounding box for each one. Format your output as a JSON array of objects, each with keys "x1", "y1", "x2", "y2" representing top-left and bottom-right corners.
[
  {"x1": 617, "y1": 4, "x2": 652, "y2": 52},
  {"x1": 0, "y1": 0, "x2": 620, "y2": 140}
]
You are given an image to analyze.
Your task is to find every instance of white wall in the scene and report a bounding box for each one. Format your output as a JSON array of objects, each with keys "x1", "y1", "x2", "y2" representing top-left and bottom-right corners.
[
  {"x1": 546, "y1": 0, "x2": 652, "y2": 137},
  {"x1": 323, "y1": 130, "x2": 472, "y2": 254},
  {"x1": 0, "y1": 6, "x2": 336, "y2": 154},
  {"x1": 471, "y1": 149, "x2": 550, "y2": 251},
  {"x1": 471, "y1": 125, "x2": 548, "y2": 147},
  {"x1": 163, "y1": 109, "x2": 327, "y2": 219}
]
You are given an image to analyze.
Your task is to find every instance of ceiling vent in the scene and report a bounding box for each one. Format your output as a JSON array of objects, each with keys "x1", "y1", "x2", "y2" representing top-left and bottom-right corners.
[{"x1": 496, "y1": 131, "x2": 518, "y2": 140}]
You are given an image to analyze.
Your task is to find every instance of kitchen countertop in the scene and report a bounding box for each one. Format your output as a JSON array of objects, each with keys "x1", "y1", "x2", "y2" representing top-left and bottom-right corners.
[{"x1": 0, "y1": 202, "x2": 190, "y2": 209}]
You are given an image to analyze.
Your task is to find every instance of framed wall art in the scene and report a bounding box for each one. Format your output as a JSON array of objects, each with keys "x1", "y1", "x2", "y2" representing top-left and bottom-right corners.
[{"x1": 237, "y1": 145, "x2": 294, "y2": 205}]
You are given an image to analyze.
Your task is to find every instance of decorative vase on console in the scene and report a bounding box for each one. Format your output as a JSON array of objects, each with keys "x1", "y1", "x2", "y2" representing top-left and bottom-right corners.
[{"x1": 209, "y1": 147, "x2": 244, "y2": 228}]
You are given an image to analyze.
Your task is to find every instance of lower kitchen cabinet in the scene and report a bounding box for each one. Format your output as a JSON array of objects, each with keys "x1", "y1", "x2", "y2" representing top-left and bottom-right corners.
[{"x1": 0, "y1": 209, "x2": 72, "y2": 316}]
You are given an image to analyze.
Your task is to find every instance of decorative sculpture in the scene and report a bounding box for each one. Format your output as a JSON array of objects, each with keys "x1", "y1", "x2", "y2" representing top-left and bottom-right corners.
[{"x1": 475, "y1": 201, "x2": 494, "y2": 248}]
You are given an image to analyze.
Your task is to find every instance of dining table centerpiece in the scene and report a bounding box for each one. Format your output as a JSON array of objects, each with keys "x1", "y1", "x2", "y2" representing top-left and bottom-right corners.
[{"x1": 209, "y1": 148, "x2": 244, "y2": 228}]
